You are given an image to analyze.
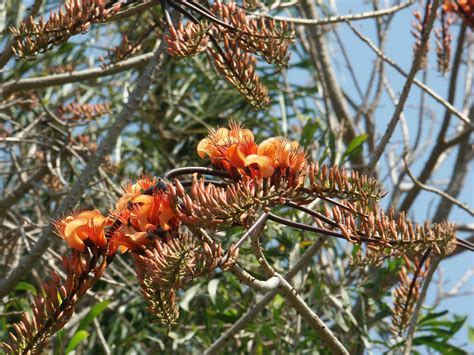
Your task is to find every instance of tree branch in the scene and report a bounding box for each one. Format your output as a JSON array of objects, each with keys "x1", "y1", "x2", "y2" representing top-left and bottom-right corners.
[
  {"x1": 345, "y1": 21, "x2": 470, "y2": 126},
  {"x1": 205, "y1": 237, "x2": 327, "y2": 354},
  {"x1": 403, "y1": 154, "x2": 473, "y2": 216},
  {"x1": 1, "y1": 52, "x2": 155, "y2": 97},
  {"x1": 367, "y1": 0, "x2": 441, "y2": 175},
  {"x1": 266, "y1": 0, "x2": 414, "y2": 25}
]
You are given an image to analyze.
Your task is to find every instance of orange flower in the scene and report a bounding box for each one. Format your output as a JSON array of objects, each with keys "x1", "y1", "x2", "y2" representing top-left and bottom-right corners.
[
  {"x1": 109, "y1": 228, "x2": 150, "y2": 254},
  {"x1": 443, "y1": 0, "x2": 474, "y2": 28},
  {"x1": 110, "y1": 192, "x2": 179, "y2": 254},
  {"x1": 197, "y1": 124, "x2": 257, "y2": 174},
  {"x1": 244, "y1": 154, "x2": 274, "y2": 178},
  {"x1": 54, "y1": 210, "x2": 111, "y2": 252},
  {"x1": 197, "y1": 124, "x2": 307, "y2": 180},
  {"x1": 245, "y1": 137, "x2": 306, "y2": 178},
  {"x1": 128, "y1": 193, "x2": 178, "y2": 232},
  {"x1": 117, "y1": 177, "x2": 157, "y2": 210}
]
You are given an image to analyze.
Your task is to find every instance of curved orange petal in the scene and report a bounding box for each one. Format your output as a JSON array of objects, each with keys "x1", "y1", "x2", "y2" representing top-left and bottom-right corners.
[
  {"x1": 129, "y1": 231, "x2": 149, "y2": 244},
  {"x1": 66, "y1": 232, "x2": 86, "y2": 252},
  {"x1": 197, "y1": 138, "x2": 210, "y2": 159},
  {"x1": 64, "y1": 218, "x2": 88, "y2": 241},
  {"x1": 245, "y1": 154, "x2": 275, "y2": 178},
  {"x1": 227, "y1": 144, "x2": 246, "y2": 169},
  {"x1": 240, "y1": 128, "x2": 254, "y2": 141},
  {"x1": 159, "y1": 208, "x2": 175, "y2": 231},
  {"x1": 76, "y1": 210, "x2": 102, "y2": 220},
  {"x1": 257, "y1": 137, "x2": 279, "y2": 156},
  {"x1": 90, "y1": 226, "x2": 107, "y2": 248},
  {"x1": 132, "y1": 195, "x2": 153, "y2": 205}
]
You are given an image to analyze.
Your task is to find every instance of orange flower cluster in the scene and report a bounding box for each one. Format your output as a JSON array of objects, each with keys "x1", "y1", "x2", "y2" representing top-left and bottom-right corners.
[
  {"x1": 197, "y1": 124, "x2": 306, "y2": 180},
  {"x1": 443, "y1": 0, "x2": 474, "y2": 28},
  {"x1": 55, "y1": 177, "x2": 180, "y2": 254},
  {"x1": 54, "y1": 210, "x2": 111, "y2": 252}
]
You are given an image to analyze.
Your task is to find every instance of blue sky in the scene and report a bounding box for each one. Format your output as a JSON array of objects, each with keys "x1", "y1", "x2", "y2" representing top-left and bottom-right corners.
[{"x1": 323, "y1": 1, "x2": 473, "y2": 351}]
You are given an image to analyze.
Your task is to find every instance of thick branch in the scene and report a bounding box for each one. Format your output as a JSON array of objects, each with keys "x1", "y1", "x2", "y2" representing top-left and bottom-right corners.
[
  {"x1": 1, "y1": 52, "x2": 154, "y2": 97},
  {"x1": 277, "y1": 276, "x2": 349, "y2": 354},
  {"x1": 205, "y1": 237, "x2": 327, "y2": 354}
]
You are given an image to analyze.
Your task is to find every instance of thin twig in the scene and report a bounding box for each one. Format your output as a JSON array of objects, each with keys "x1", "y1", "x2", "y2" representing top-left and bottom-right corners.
[
  {"x1": 403, "y1": 154, "x2": 474, "y2": 216},
  {"x1": 266, "y1": 0, "x2": 414, "y2": 25},
  {"x1": 345, "y1": 21, "x2": 470, "y2": 126},
  {"x1": 366, "y1": 0, "x2": 441, "y2": 176}
]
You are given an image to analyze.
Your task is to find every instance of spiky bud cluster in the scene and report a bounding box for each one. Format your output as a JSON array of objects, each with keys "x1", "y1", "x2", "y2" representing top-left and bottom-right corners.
[
  {"x1": 132, "y1": 233, "x2": 237, "y2": 324},
  {"x1": 334, "y1": 202, "x2": 457, "y2": 265},
  {"x1": 168, "y1": 176, "x2": 300, "y2": 229},
  {"x1": 435, "y1": 9, "x2": 453, "y2": 74},
  {"x1": 162, "y1": 0, "x2": 294, "y2": 109},
  {"x1": 10, "y1": 0, "x2": 121, "y2": 60},
  {"x1": 391, "y1": 257, "x2": 430, "y2": 336},
  {"x1": 302, "y1": 163, "x2": 386, "y2": 203},
  {"x1": 2, "y1": 247, "x2": 109, "y2": 353},
  {"x1": 211, "y1": 0, "x2": 294, "y2": 68},
  {"x1": 56, "y1": 102, "x2": 112, "y2": 121},
  {"x1": 209, "y1": 41, "x2": 270, "y2": 110},
  {"x1": 165, "y1": 21, "x2": 210, "y2": 57}
]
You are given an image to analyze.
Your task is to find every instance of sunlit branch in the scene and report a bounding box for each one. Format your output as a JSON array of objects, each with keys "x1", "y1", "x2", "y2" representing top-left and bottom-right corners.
[{"x1": 163, "y1": 166, "x2": 231, "y2": 180}]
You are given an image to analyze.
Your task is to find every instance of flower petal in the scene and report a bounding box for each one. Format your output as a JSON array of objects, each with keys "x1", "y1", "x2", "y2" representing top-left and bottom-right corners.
[
  {"x1": 245, "y1": 154, "x2": 275, "y2": 178},
  {"x1": 197, "y1": 138, "x2": 210, "y2": 159},
  {"x1": 64, "y1": 218, "x2": 88, "y2": 240},
  {"x1": 227, "y1": 144, "x2": 246, "y2": 169}
]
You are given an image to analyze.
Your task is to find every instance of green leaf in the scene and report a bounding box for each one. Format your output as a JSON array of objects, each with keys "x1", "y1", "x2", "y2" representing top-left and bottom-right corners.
[
  {"x1": 65, "y1": 330, "x2": 89, "y2": 354},
  {"x1": 450, "y1": 315, "x2": 467, "y2": 334},
  {"x1": 14, "y1": 282, "x2": 37, "y2": 296},
  {"x1": 419, "y1": 310, "x2": 449, "y2": 325},
  {"x1": 179, "y1": 283, "x2": 201, "y2": 312},
  {"x1": 413, "y1": 336, "x2": 467, "y2": 355},
  {"x1": 341, "y1": 134, "x2": 368, "y2": 164},
  {"x1": 208, "y1": 279, "x2": 220, "y2": 305},
  {"x1": 300, "y1": 118, "x2": 320, "y2": 147},
  {"x1": 468, "y1": 326, "x2": 474, "y2": 343},
  {"x1": 77, "y1": 299, "x2": 111, "y2": 331}
]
